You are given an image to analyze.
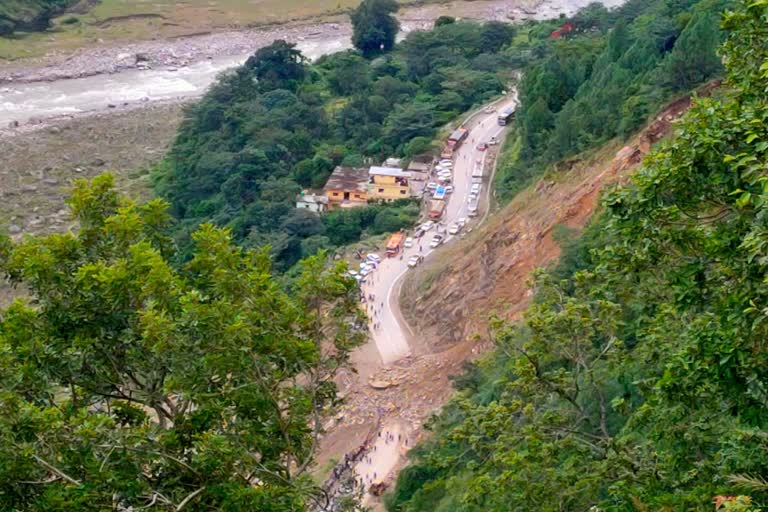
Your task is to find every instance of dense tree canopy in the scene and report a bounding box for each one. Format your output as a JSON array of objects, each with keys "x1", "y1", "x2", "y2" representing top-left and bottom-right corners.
[
  {"x1": 495, "y1": 0, "x2": 730, "y2": 201},
  {"x1": 0, "y1": 0, "x2": 75, "y2": 35},
  {"x1": 154, "y1": 22, "x2": 514, "y2": 269},
  {"x1": 388, "y1": 0, "x2": 768, "y2": 510},
  {"x1": 0, "y1": 175, "x2": 365, "y2": 511},
  {"x1": 350, "y1": 0, "x2": 399, "y2": 57}
]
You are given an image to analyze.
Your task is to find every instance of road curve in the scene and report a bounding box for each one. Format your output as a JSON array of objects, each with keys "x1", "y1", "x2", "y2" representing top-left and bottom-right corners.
[
  {"x1": 350, "y1": 92, "x2": 519, "y2": 501},
  {"x1": 359, "y1": 92, "x2": 518, "y2": 366}
]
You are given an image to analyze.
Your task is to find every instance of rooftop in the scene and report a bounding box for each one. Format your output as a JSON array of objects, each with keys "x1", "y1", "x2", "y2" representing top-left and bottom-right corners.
[
  {"x1": 324, "y1": 167, "x2": 369, "y2": 193},
  {"x1": 369, "y1": 166, "x2": 412, "y2": 178},
  {"x1": 407, "y1": 161, "x2": 431, "y2": 172},
  {"x1": 297, "y1": 193, "x2": 329, "y2": 205}
]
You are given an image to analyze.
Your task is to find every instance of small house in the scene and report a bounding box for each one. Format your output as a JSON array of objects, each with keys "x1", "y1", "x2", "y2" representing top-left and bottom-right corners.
[
  {"x1": 368, "y1": 166, "x2": 412, "y2": 201},
  {"x1": 296, "y1": 191, "x2": 329, "y2": 213},
  {"x1": 323, "y1": 166, "x2": 369, "y2": 208}
]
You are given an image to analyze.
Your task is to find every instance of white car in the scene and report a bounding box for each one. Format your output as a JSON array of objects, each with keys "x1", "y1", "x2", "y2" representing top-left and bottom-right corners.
[
  {"x1": 366, "y1": 253, "x2": 381, "y2": 263},
  {"x1": 407, "y1": 255, "x2": 423, "y2": 268},
  {"x1": 348, "y1": 270, "x2": 359, "y2": 278},
  {"x1": 445, "y1": 185, "x2": 454, "y2": 194},
  {"x1": 421, "y1": 221, "x2": 435, "y2": 232},
  {"x1": 427, "y1": 182, "x2": 438, "y2": 191},
  {"x1": 429, "y1": 234, "x2": 444, "y2": 248},
  {"x1": 489, "y1": 136, "x2": 499, "y2": 145},
  {"x1": 404, "y1": 237, "x2": 414, "y2": 248},
  {"x1": 448, "y1": 223, "x2": 462, "y2": 235},
  {"x1": 471, "y1": 183, "x2": 481, "y2": 195}
]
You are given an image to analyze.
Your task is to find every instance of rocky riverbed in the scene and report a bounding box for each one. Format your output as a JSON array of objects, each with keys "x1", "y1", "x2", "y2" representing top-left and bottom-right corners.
[{"x1": 0, "y1": 0, "x2": 623, "y2": 85}]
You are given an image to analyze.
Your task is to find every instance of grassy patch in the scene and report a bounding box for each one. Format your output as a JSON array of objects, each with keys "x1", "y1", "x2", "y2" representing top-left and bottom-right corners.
[{"x1": 0, "y1": 0, "x2": 445, "y2": 60}]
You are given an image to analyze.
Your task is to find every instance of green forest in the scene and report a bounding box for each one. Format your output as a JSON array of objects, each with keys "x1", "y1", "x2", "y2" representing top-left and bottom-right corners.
[
  {"x1": 153, "y1": 13, "x2": 517, "y2": 270},
  {"x1": 494, "y1": 0, "x2": 730, "y2": 201},
  {"x1": 2, "y1": 0, "x2": 768, "y2": 510},
  {"x1": 0, "y1": 175, "x2": 366, "y2": 510},
  {"x1": 387, "y1": 1, "x2": 768, "y2": 511}
]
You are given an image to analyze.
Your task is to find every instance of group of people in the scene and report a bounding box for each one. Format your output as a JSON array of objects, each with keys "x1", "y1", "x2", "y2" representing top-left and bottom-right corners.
[{"x1": 360, "y1": 290, "x2": 385, "y2": 331}]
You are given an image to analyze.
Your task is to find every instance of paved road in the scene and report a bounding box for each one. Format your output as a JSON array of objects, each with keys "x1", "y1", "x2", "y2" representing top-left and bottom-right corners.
[
  {"x1": 358, "y1": 92, "x2": 519, "y2": 367},
  {"x1": 350, "y1": 93, "x2": 519, "y2": 504}
]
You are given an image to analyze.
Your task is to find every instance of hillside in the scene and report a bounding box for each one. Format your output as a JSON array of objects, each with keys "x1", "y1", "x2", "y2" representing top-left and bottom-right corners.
[
  {"x1": 389, "y1": 0, "x2": 768, "y2": 509},
  {"x1": 400, "y1": 91, "x2": 700, "y2": 350}
]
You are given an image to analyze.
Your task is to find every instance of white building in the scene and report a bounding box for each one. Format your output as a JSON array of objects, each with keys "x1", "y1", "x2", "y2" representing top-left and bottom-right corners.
[{"x1": 296, "y1": 192, "x2": 329, "y2": 213}]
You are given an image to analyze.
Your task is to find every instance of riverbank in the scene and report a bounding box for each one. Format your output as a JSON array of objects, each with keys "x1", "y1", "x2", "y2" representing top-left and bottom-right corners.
[
  {"x1": 0, "y1": 101, "x2": 181, "y2": 237},
  {"x1": 0, "y1": 0, "x2": 621, "y2": 84}
]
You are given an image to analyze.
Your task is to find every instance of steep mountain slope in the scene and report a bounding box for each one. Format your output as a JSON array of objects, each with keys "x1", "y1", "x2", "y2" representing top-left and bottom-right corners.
[
  {"x1": 390, "y1": 1, "x2": 768, "y2": 509},
  {"x1": 400, "y1": 89, "x2": 705, "y2": 351}
]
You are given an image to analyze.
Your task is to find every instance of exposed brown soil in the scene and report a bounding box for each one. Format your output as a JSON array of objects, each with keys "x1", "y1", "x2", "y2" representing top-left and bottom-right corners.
[
  {"x1": 400, "y1": 93, "x2": 697, "y2": 350},
  {"x1": 315, "y1": 92, "x2": 703, "y2": 505}
]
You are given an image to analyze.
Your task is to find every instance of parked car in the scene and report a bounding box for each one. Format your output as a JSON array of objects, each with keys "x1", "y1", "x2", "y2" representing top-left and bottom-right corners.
[
  {"x1": 429, "y1": 234, "x2": 444, "y2": 248},
  {"x1": 404, "y1": 237, "x2": 414, "y2": 248},
  {"x1": 445, "y1": 185, "x2": 454, "y2": 194},
  {"x1": 476, "y1": 142, "x2": 489, "y2": 151},
  {"x1": 366, "y1": 253, "x2": 381, "y2": 263},
  {"x1": 427, "y1": 182, "x2": 438, "y2": 190},
  {"x1": 407, "y1": 255, "x2": 424, "y2": 268},
  {"x1": 439, "y1": 159, "x2": 453, "y2": 167},
  {"x1": 471, "y1": 183, "x2": 481, "y2": 195},
  {"x1": 421, "y1": 221, "x2": 435, "y2": 232},
  {"x1": 448, "y1": 222, "x2": 462, "y2": 235}
]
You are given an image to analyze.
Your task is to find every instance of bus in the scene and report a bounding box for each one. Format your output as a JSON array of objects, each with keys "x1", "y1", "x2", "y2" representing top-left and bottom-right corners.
[{"x1": 497, "y1": 107, "x2": 516, "y2": 126}]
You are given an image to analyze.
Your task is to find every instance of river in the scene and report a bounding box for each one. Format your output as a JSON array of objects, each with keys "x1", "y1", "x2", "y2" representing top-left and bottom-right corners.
[
  {"x1": 0, "y1": 37, "x2": 351, "y2": 126},
  {"x1": 0, "y1": 0, "x2": 625, "y2": 127}
]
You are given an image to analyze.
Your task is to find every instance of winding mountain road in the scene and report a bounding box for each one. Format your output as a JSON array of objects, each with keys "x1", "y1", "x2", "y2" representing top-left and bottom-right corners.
[
  {"x1": 359, "y1": 93, "x2": 517, "y2": 365},
  {"x1": 351, "y1": 92, "x2": 519, "y2": 498}
]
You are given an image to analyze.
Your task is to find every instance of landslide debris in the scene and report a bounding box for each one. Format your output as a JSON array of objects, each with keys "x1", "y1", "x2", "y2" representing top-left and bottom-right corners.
[{"x1": 400, "y1": 92, "x2": 701, "y2": 352}]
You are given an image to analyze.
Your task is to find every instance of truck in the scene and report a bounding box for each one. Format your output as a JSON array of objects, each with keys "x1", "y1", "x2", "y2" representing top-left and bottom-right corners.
[
  {"x1": 447, "y1": 127, "x2": 469, "y2": 147},
  {"x1": 433, "y1": 186, "x2": 446, "y2": 200},
  {"x1": 385, "y1": 232, "x2": 405, "y2": 257},
  {"x1": 440, "y1": 145, "x2": 454, "y2": 160},
  {"x1": 428, "y1": 200, "x2": 446, "y2": 220},
  {"x1": 497, "y1": 107, "x2": 516, "y2": 126},
  {"x1": 471, "y1": 163, "x2": 484, "y2": 183}
]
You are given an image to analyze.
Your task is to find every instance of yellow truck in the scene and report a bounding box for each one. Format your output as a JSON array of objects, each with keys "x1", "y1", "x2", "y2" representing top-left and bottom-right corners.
[{"x1": 386, "y1": 232, "x2": 405, "y2": 257}]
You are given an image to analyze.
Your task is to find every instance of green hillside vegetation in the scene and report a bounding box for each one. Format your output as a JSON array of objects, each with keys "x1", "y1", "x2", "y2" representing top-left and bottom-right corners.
[
  {"x1": 495, "y1": 0, "x2": 730, "y2": 202},
  {"x1": 387, "y1": 1, "x2": 768, "y2": 510},
  {"x1": 0, "y1": 174, "x2": 365, "y2": 510},
  {"x1": 153, "y1": 16, "x2": 517, "y2": 270},
  {"x1": 0, "y1": 0, "x2": 75, "y2": 35}
]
